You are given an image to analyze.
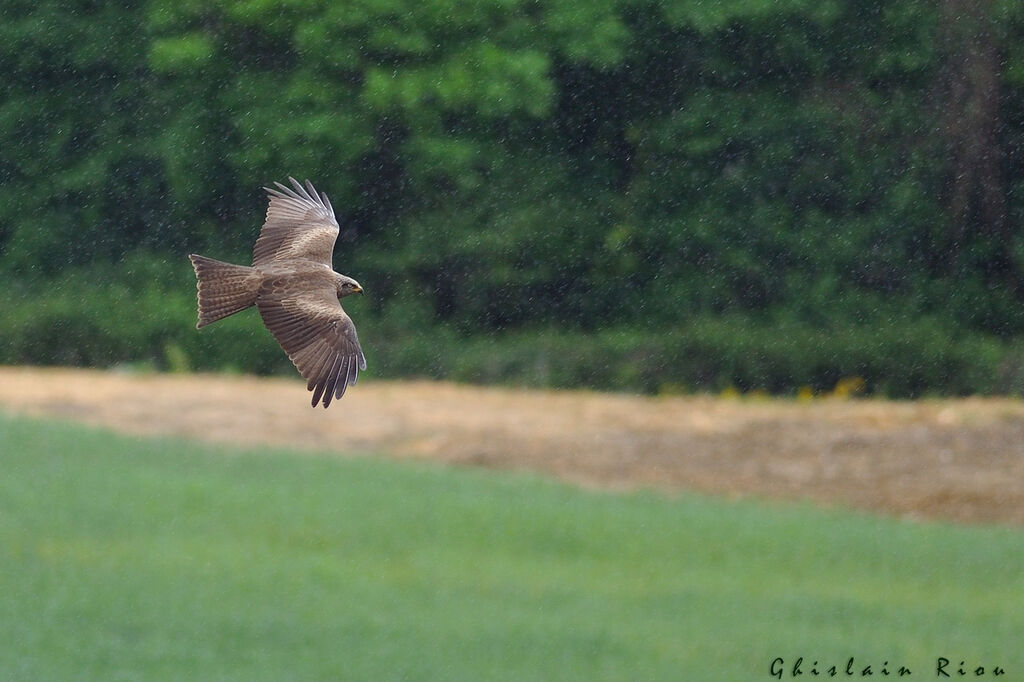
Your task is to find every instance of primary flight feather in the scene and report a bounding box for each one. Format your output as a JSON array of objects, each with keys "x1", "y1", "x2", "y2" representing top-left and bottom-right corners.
[{"x1": 189, "y1": 178, "x2": 366, "y2": 408}]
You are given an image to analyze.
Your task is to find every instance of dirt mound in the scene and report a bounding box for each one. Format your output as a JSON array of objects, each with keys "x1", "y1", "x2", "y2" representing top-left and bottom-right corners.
[{"x1": 2, "y1": 366, "x2": 1022, "y2": 525}]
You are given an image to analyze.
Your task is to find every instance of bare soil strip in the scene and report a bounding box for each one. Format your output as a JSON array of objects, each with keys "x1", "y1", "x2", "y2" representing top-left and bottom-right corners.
[{"x1": 2, "y1": 366, "x2": 1023, "y2": 525}]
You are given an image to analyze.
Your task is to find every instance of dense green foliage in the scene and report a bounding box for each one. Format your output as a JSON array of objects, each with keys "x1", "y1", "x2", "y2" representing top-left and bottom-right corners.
[
  {"x1": 5, "y1": 0, "x2": 1024, "y2": 394},
  {"x1": 2, "y1": 413, "x2": 1022, "y2": 680}
]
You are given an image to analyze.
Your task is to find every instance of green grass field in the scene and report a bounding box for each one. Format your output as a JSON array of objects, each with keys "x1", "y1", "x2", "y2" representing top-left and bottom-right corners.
[{"x1": 0, "y1": 412, "x2": 1022, "y2": 681}]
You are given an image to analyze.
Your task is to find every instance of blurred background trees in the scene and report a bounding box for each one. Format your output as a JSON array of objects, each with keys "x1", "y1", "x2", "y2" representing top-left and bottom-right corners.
[{"x1": 4, "y1": 0, "x2": 1024, "y2": 396}]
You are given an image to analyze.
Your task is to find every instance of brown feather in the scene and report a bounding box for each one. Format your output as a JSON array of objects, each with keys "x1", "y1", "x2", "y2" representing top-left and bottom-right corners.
[
  {"x1": 190, "y1": 179, "x2": 366, "y2": 407},
  {"x1": 254, "y1": 177, "x2": 340, "y2": 266},
  {"x1": 189, "y1": 254, "x2": 260, "y2": 328},
  {"x1": 256, "y1": 277, "x2": 366, "y2": 409}
]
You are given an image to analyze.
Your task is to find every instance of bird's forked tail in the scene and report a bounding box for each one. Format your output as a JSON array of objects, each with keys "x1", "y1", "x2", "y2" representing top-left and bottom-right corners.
[{"x1": 188, "y1": 254, "x2": 261, "y2": 328}]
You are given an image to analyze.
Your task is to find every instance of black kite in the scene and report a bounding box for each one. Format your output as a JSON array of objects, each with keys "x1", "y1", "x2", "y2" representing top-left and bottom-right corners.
[{"x1": 189, "y1": 178, "x2": 366, "y2": 408}]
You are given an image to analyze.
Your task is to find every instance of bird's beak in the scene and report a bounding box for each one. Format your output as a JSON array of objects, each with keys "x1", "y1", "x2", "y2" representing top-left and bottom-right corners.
[{"x1": 354, "y1": 285, "x2": 364, "y2": 295}]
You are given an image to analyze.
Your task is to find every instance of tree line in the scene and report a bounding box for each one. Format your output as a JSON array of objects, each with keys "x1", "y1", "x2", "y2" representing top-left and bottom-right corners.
[{"x1": 3, "y1": 0, "x2": 1024, "y2": 396}]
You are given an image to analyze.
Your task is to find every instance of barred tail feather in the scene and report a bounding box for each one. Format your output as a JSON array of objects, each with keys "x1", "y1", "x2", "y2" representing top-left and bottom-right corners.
[{"x1": 188, "y1": 254, "x2": 260, "y2": 328}]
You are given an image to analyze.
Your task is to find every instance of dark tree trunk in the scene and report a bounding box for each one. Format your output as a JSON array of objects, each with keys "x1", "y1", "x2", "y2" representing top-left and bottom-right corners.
[{"x1": 939, "y1": 0, "x2": 1007, "y2": 266}]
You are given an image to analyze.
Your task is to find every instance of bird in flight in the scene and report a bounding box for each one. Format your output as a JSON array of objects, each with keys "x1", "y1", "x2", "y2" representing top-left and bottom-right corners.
[{"x1": 189, "y1": 178, "x2": 366, "y2": 408}]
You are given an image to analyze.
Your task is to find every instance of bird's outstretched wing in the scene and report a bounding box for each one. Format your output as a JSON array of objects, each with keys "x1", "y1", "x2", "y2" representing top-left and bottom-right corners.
[
  {"x1": 257, "y1": 280, "x2": 366, "y2": 409},
  {"x1": 254, "y1": 177, "x2": 339, "y2": 267}
]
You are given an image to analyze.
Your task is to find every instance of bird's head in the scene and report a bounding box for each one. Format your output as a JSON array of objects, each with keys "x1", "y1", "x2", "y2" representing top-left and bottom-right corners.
[{"x1": 337, "y1": 276, "x2": 363, "y2": 299}]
